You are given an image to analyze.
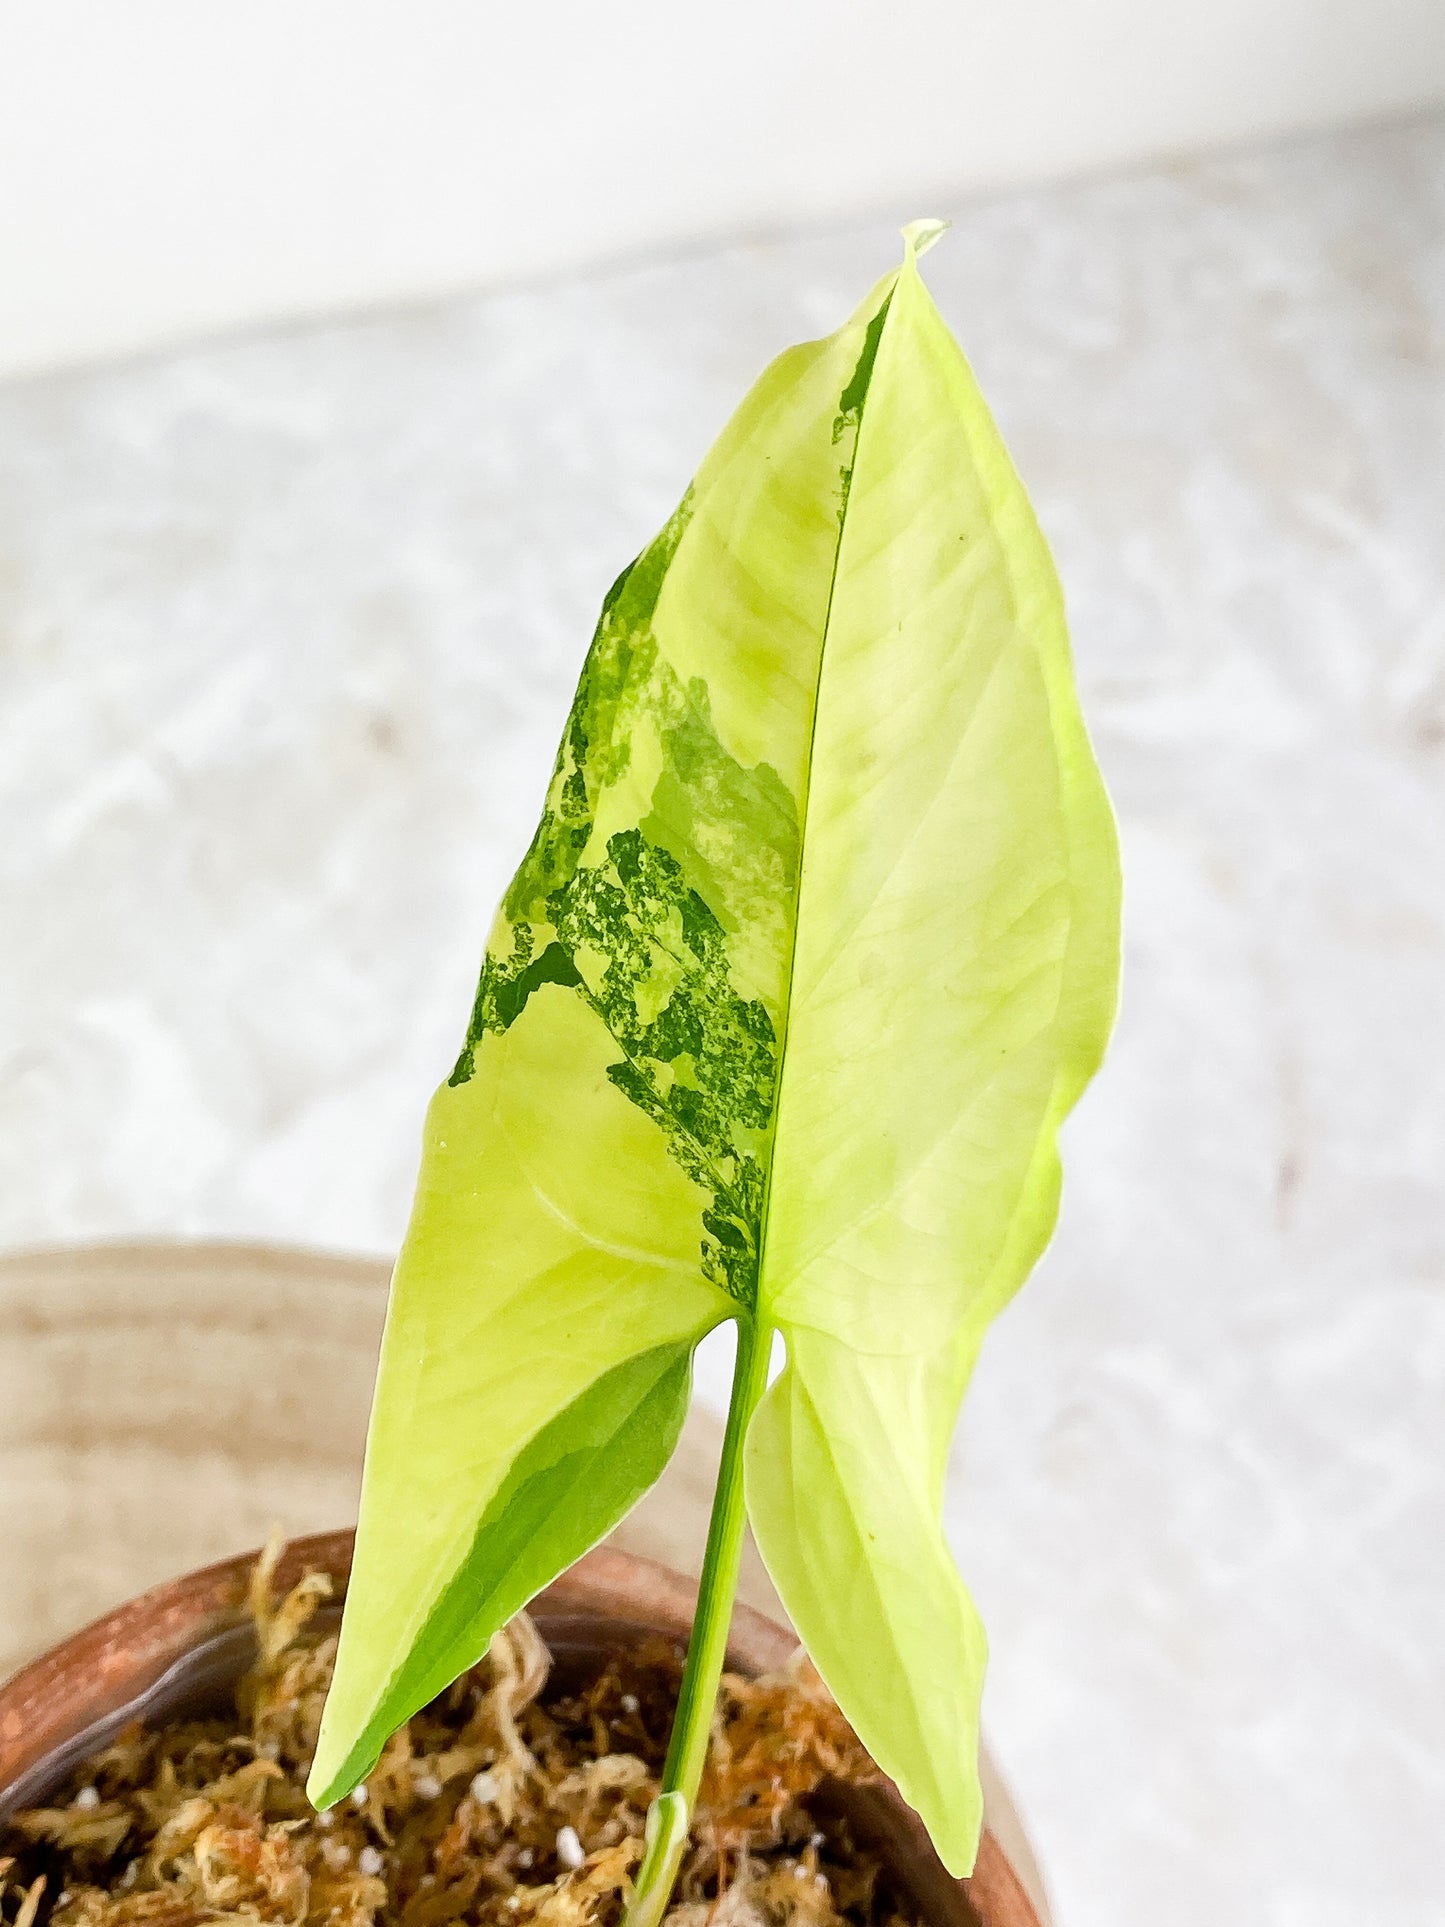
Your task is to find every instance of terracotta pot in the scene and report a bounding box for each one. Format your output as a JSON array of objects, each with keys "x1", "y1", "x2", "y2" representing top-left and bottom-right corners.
[
  {"x1": 0, "y1": 1241, "x2": 776, "y2": 1682},
  {"x1": 0, "y1": 1535, "x2": 1042, "y2": 1927}
]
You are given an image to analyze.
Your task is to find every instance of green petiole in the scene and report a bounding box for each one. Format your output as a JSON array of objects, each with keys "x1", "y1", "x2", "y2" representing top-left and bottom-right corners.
[{"x1": 624, "y1": 1316, "x2": 772, "y2": 1927}]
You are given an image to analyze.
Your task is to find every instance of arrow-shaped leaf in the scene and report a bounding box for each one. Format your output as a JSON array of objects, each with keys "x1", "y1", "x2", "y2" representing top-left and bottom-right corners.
[{"x1": 310, "y1": 227, "x2": 1120, "y2": 1888}]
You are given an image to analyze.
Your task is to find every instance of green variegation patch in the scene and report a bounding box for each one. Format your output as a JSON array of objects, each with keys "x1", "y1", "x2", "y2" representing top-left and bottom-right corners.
[
  {"x1": 448, "y1": 500, "x2": 803, "y2": 1306},
  {"x1": 310, "y1": 224, "x2": 1120, "y2": 1920}
]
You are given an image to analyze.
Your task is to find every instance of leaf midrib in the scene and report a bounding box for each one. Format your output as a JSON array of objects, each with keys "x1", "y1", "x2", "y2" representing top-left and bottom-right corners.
[{"x1": 750, "y1": 284, "x2": 897, "y2": 1331}]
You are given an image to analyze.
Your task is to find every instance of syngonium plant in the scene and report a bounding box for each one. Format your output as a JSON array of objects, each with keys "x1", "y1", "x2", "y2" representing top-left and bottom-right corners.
[{"x1": 307, "y1": 221, "x2": 1120, "y2": 1924}]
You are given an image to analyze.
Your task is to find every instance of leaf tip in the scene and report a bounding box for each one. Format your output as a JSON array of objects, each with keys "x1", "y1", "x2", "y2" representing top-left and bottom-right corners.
[
  {"x1": 901, "y1": 217, "x2": 950, "y2": 262},
  {"x1": 304, "y1": 1767, "x2": 342, "y2": 1815},
  {"x1": 304, "y1": 1733, "x2": 365, "y2": 1815}
]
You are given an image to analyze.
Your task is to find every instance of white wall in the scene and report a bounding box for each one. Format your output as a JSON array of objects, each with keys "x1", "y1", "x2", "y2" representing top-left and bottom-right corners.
[{"x1": 1, "y1": 0, "x2": 1443, "y2": 381}]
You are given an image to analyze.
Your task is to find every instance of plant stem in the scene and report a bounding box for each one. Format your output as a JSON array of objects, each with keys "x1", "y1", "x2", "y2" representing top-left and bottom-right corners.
[
  {"x1": 624, "y1": 1315, "x2": 772, "y2": 1927},
  {"x1": 662, "y1": 1314, "x2": 771, "y2": 1804}
]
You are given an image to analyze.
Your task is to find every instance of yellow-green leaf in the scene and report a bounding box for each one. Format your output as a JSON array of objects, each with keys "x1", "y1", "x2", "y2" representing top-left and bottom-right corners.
[
  {"x1": 311, "y1": 229, "x2": 1119, "y2": 1881},
  {"x1": 745, "y1": 235, "x2": 1119, "y2": 1874},
  {"x1": 308, "y1": 988, "x2": 729, "y2": 1804}
]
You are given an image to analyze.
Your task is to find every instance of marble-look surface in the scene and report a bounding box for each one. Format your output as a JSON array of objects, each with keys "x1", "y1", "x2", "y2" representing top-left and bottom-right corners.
[{"x1": 2, "y1": 112, "x2": 1443, "y2": 1927}]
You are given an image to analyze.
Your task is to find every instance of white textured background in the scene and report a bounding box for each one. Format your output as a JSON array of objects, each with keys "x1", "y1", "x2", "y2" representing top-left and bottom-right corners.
[{"x1": 2, "y1": 113, "x2": 1443, "y2": 1926}]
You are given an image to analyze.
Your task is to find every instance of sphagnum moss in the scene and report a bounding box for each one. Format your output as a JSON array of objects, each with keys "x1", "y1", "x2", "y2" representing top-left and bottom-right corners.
[{"x1": 0, "y1": 1551, "x2": 914, "y2": 1927}]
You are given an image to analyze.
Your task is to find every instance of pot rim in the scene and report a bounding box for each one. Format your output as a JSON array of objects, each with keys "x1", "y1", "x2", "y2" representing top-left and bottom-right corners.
[{"x1": 0, "y1": 1532, "x2": 1041, "y2": 1927}]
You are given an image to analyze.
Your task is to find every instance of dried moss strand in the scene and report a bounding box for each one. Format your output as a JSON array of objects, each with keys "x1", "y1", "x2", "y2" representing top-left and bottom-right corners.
[{"x1": 0, "y1": 1556, "x2": 895, "y2": 1927}]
